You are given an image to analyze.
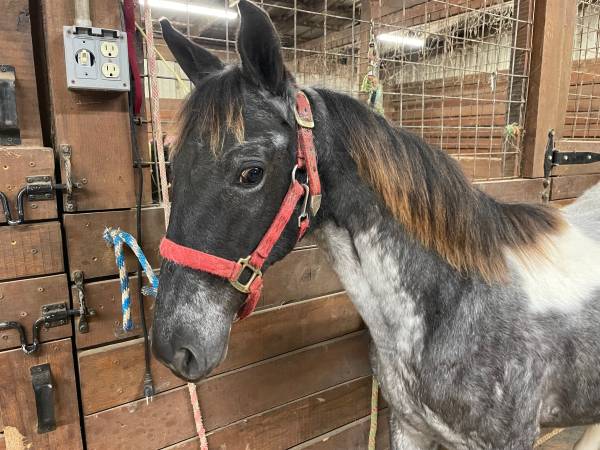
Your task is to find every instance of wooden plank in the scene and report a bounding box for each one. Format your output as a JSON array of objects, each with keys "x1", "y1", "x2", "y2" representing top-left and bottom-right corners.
[
  {"x1": 75, "y1": 243, "x2": 337, "y2": 349},
  {"x1": 551, "y1": 140, "x2": 600, "y2": 176},
  {"x1": 39, "y1": 0, "x2": 137, "y2": 210},
  {"x1": 549, "y1": 198, "x2": 576, "y2": 208},
  {"x1": 290, "y1": 409, "x2": 391, "y2": 450},
  {"x1": 0, "y1": 147, "x2": 57, "y2": 224},
  {"x1": 522, "y1": 0, "x2": 577, "y2": 178},
  {"x1": 63, "y1": 207, "x2": 164, "y2": 279},
  {"x1": 0, "y1": 274, "x2": 70, "y2": 351},
  {"x1": 78, "y1": 292, "x2": 362, "y2": 413},
  {"x1": 74, "y1": 275, "x2": 155, "y2": 349},
  {"x1": 0, "y1": 0, "x2": 42, "y2": 146},
  {"x1": 0, "y1": 339, "x2": 83, "y2": 449},
  {"x1": 164, "y1": 377, "x2": 380, "y2": 450},
  {"x1": 550, "y1": 174, "x2": 600, "y2": 200},
  {"x1": 0, "y1": 221, "x2": 63, "y2": 281},
  {"x1": 84, "y1": 332, "x2": 371, "y2": 449},
  {"x1": 260, "y1": 247, "x2": 342, "y2": 309},
  {"x1": 474, "y1": 178, "x2": 545, "y2": 203}
]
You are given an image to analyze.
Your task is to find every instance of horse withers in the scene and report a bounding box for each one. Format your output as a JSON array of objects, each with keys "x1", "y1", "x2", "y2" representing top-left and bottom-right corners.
[{"x1": 152, "y1": 2, "x2": 600, "y2": 448}]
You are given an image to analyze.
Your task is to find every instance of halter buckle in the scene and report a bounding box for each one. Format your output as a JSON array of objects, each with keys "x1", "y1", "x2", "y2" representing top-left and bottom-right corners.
[
  {"x1": 230, "y1": 256, "x2": 262, "y2": 294},
  {"x1": 294, "y1": 107, "x2": 314, "y2": 129}
]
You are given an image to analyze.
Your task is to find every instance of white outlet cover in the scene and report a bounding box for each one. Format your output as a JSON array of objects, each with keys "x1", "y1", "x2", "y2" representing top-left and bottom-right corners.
[{"x1": 64, "y1": 25, "x2": 130, "y2": 92}]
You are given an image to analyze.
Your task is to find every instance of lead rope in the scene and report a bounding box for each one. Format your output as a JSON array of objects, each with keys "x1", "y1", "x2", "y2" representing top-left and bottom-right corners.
[{"x1": 141, "y1": 2, "x2": 208, "y2": 448}]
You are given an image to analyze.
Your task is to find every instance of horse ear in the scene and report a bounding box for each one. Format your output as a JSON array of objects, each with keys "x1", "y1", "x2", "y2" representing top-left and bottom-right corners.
[
  {"x1": 160, "y1": 18, "x2": 224, "y2": 85},
  {"x1": 237, "y1": 0, "x2": 288, "y2": 95}
]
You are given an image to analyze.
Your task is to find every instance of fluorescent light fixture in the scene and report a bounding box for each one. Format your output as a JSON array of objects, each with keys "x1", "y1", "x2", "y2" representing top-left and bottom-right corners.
[
  {"x1": 139, "y1": 0, "x2": 238, "y2": 20},
  {"x1": 377, "y1": 32, "x2": 425, "y2": 48}
]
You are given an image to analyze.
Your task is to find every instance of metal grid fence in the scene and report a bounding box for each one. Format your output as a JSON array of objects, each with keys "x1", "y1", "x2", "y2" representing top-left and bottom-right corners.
[
  {"x1": 564, "y1": 0, "x2": 600, "y2": 140},
  {"x1": 143, "y1": 0, "x2": 536, "y2": 181}
]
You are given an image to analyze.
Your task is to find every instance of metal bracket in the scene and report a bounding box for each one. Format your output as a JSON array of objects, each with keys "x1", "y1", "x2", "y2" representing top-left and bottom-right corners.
[
  {"x1": 544, "y1": 131, "x2": 600, "y2": 178},
  {"x1": 30, "y1": 364, "x2": 56, "y2": 433},
  {"x1": 0, "y1": 65, "x2": 21, "y2": 146},
  {"x1": 26, "y1": 176, "x2": 55, "y2": 201},
  {"x1": 72, "y1": 270, "x2": 95, "y2": 333},
  {"x1": 0, "y1": 301, "x2": 95, "y2": 354},
  {"x1": 59, "y1": 144, "x2": 84, "y2": 212}
]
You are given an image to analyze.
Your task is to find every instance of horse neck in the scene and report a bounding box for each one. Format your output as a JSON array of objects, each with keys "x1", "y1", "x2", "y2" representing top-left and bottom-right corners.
[{"x1": 312, "y1": 103, "x2": 468, "y2": 359}]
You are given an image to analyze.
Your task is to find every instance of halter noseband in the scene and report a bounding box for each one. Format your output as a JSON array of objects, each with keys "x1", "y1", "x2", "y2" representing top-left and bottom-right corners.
[{"x1": 159, "y1": 91, "x2": 321, "y2": 320}]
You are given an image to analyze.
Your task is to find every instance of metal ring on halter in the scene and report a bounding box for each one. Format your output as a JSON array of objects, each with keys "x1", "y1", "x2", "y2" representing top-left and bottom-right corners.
[{"x1": 290, "y1": 164, "x2": 299, "y2": 186}]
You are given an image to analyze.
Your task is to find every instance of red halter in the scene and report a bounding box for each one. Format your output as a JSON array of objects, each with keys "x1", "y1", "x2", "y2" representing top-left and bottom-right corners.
[{"x1": 160, "y1": 91, "x2": 321, "y2": 320}]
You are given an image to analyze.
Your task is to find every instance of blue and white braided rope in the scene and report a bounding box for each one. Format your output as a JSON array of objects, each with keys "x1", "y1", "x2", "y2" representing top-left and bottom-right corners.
[{"x1": 103, "y1": 227, "x2": 159, "y2": 331}]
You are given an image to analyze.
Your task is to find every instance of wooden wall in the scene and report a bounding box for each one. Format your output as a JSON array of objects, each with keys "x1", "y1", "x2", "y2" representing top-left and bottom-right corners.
[{"x1": 0, "y1": 1, "x2": 82, "y2": 447}]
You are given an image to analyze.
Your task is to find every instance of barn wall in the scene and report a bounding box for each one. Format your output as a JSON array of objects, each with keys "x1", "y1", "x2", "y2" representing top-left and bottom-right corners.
[{"x1": 0, "y1": 1, "x2": 83, "y2": 447}]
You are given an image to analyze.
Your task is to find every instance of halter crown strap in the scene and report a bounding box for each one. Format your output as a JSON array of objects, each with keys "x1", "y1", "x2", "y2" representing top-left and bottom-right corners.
[{"x1": 160, "y1": 91, "x2": 320, "y2": 320}]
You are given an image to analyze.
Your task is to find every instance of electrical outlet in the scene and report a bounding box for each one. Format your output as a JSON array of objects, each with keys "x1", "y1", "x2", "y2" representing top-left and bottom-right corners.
[
  {"x1": 100, "y1": 41, "x2": 119, "y2": 58},
  {"x1": 63, "y1": 26, "x2": 129, "y2": 91},
  {"x1": 102, "y1": 63, "x2": 120, "y2": 78}
]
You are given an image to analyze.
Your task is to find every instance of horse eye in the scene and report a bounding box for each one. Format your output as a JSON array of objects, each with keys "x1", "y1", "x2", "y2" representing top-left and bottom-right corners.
[{"x1": 239, "y1": 167, "x2": 264, "y2": 185}]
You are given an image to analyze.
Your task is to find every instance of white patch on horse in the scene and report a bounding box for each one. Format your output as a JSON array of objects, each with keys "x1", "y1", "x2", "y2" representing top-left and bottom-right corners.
[
  {"x1": 506, "y1": 223, "x2": 600, "y2": 313},
  {"x1": 320, "y1": 223, "x2": 473, "y2": 449}
]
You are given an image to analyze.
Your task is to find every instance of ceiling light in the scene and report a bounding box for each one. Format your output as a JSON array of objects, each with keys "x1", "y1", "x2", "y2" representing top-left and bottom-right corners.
[
  {"x1": 377, "y1": 32, "x2": 425, "y2": 48},
  {"x1": 139, "y1": 0, "x2": 238, "y2": 20}
]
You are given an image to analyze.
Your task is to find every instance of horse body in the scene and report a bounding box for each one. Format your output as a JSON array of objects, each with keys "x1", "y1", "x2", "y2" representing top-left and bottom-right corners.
[
  {"x1": 321, "y1": 189, "x2": 600, "y2": 449},
  {"x1": 313, "y1": 88, "x2": 600, "y2": 448},
  {"x1": 154, "y1": 3, "x2": 600, "y2": 448}
]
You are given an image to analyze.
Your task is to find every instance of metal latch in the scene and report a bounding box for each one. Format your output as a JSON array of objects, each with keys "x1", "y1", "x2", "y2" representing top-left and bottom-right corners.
[
  {"x1": 60, "y1": 144, "x2": 84, "y2": 212},
  {"x1": 31, "y1": 364, "x2": 56, "y2": 433},
  {"x1": 0, "y1": 65, "x2": 21, "y2": 146},
  {"x1": 72, "y1": 270, "x2": 94, "y2": 333},
  {"x1": 0, "y1": 176, "x2": 66, "y2": 225},
  {"x1": 0, "y1": 301, "x2": 95, "y2": 354}
]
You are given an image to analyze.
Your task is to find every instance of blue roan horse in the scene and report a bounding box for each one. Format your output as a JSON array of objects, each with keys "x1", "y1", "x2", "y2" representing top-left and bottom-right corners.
[{"x1": 152, "y1": 1, "x2": 600, "y2": 448}]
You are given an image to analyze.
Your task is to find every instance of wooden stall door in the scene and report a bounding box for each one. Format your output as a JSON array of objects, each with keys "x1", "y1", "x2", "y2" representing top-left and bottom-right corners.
[{"x1": 0, "y1": 340, "x2": 83, "y2": 449}]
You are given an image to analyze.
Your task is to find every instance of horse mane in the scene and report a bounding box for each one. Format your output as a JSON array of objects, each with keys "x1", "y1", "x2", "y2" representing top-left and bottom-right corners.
[
  {"x1": 315, "y1": 88, "x2": 565, "y2": 283},
  {"x1": 173, "y1": 66, "x2": 245, "y2": 156}
]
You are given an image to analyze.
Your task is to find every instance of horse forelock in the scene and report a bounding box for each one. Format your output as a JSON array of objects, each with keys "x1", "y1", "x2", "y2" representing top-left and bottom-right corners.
[
  {"x1": 173, "y1": 66, "x2": 245, "y2": 158},
  {"x1": 316, "y1": 88, "x2": 565, "y2": 284}
]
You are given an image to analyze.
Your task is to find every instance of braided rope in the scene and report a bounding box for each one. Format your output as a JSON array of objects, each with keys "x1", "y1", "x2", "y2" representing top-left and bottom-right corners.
[
  {"x1": 368, "y1": 377, "x2": 379, "y2": 450},
  {"x1": 533, "y1": 428, "x2": 565, "y2": 448},
  {"x1": 103, "y1": 227, "x2": 159, "y2": 331},
  {"x1": 144, "y1": 0, "x2": 170, "y2": 224}
]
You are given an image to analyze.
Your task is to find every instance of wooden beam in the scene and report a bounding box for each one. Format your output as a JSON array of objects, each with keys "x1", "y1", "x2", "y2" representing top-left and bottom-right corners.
[{"x1": 522, "y1": 1, "x2": 577, "y2": 178}]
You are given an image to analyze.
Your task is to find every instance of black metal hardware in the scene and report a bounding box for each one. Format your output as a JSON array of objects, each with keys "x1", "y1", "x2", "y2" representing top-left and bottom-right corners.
[
  {"x1": 0, "y1": 301, "x2": 95, "y2": 354},
  {"x1": 30, "y1": 364, "x2": 56, "y2": 433},
  {"x1": 0, "y1": 176, "x2": 66, "y2": 225},
  {"x1": 544, "y1": 131, "x2": 600, "y2": 179},
  {"x1": 72, "y1": 270, "x2": 95, "y2": 333},
  {"x1": 0, "y1": 65, "x2": 21, "y2": 146}
]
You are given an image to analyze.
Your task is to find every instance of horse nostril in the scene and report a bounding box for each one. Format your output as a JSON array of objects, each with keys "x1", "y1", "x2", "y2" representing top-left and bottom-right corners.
[{"x1": 172, "y1": 347, "x2": 202, "y2": 379}]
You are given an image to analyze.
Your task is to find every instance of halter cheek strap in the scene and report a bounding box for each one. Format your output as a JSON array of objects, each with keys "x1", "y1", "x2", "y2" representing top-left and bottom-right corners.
[{"x1": 160, "y1": 91, "x2": 321, "y2": 320}]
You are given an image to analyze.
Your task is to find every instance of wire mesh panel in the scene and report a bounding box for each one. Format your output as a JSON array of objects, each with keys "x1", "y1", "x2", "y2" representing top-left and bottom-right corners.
[
  {"x1": 143, "y1": 0, "x2": 535, "y2": 181},
  {"x1": 564, "y1": 0, "x2": 600, "y2": 140}
]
